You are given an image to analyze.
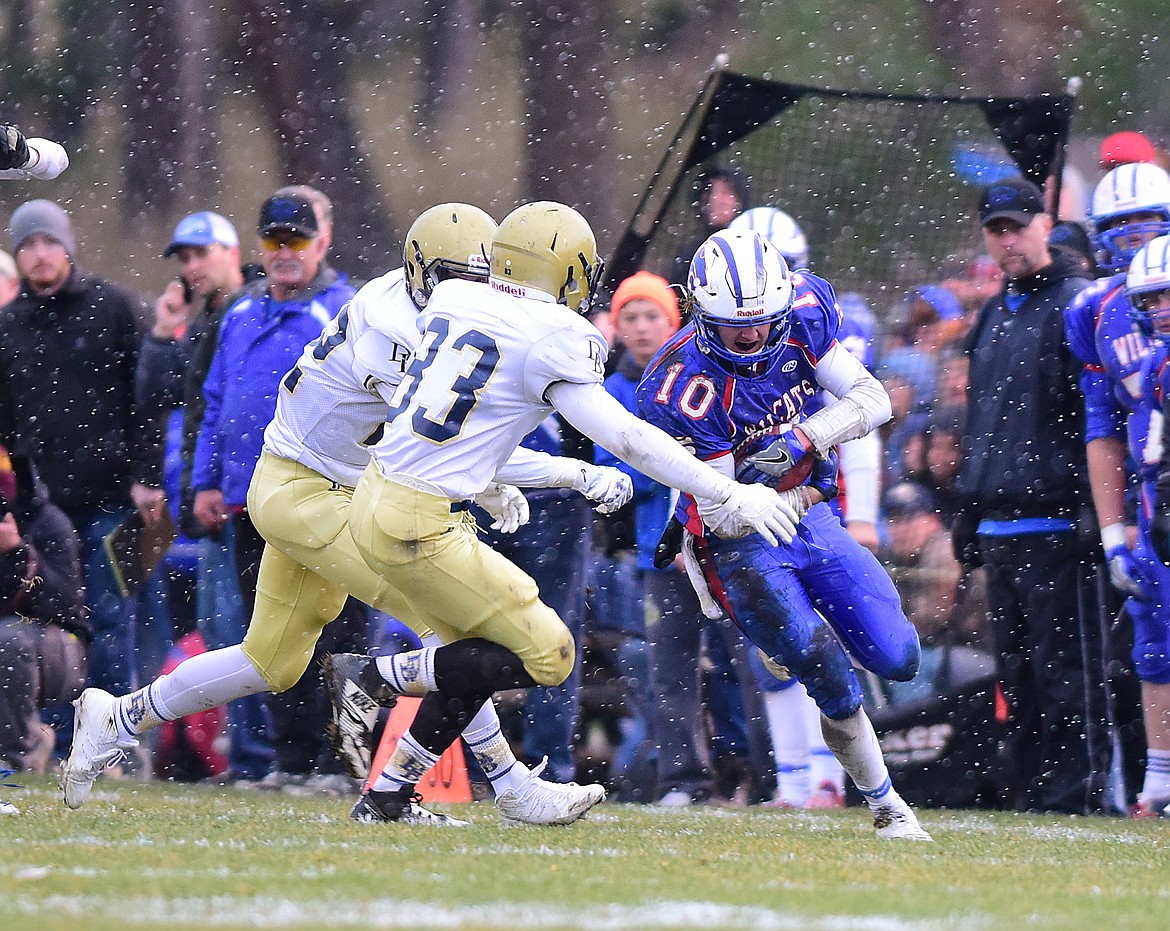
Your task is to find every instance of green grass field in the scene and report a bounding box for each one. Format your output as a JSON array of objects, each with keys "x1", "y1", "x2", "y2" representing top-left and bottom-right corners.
[{"x1": 2, "y1": 775, "x2": 1168, "y2": 931}]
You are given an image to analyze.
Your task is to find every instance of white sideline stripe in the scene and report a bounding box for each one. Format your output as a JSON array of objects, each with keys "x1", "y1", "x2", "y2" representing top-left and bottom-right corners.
[{"x1": 7, "y1": 895, "x2": 988, "y2": 930}]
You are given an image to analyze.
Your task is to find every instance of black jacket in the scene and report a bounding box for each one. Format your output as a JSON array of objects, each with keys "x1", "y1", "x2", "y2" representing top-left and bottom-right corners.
[
  {"x1": 0, "y1": 454, "x2": 88, "y2": 641},
  {"x1": 0, "y1": 267, "x2": 154, "y2": 515},
  {"x1": 957, "y1": 250, "x2": 1091, "y2": 519}
]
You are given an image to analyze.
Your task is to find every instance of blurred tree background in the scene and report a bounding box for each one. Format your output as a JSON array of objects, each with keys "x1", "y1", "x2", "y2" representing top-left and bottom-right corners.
[{"x1": 0, "y1": 0, "x2": 1166, "y2": 297}]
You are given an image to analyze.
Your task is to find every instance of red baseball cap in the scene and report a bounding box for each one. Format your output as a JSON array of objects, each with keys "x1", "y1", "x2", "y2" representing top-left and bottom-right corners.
[{"x1": 1099, "y1": 131, "x2": 1158, "y2": 170}]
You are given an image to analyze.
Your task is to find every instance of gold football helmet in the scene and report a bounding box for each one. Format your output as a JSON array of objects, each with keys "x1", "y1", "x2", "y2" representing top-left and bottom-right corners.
[
  {"x1": 489, "y1": 201, "x2": 603, "y2": 314},
  {"x1": 403, "y1": 203, "x2": 497, "y2": 309}
]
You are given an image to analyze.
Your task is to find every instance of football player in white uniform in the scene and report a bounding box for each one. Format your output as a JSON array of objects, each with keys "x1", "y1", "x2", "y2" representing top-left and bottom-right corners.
[
  {"x1": 61, "y1": 204, "x2": 626, "y2": 826},
  {"x1": 330, "y1": 201, "x2": 802, "y2": 824}
]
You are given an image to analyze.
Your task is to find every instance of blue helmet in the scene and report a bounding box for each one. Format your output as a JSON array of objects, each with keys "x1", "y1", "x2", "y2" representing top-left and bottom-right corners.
[
  {"x1": 1089, "y1": 163, "x2": 1170, "y2": 272},
  {"x1": 687, "y1": 229, "x2": 795, "y2": 376}
]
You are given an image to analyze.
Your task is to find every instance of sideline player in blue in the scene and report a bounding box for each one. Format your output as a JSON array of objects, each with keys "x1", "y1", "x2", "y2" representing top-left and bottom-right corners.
[
  {"x1": 637, "y1": 228, "x2": 931, "y2": 840},
  {"x1": 1064, "y1": 163, "x2": 1170, "y2": 817},
  {"x1": 1125, "y1": 234, "x2": 1170, "y2": 818}
]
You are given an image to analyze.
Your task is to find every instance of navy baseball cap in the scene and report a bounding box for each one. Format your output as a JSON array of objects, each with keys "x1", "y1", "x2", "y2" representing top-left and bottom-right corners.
[
  {"x1": 979, "y1": 177, "x2": 1045, "y2": 228},
  {"x1": 257, "y1": 194, "x2": 317, "y2": 238},
  {"x1": 883, "y1": 481, "x2": 938, "y2": 520}
]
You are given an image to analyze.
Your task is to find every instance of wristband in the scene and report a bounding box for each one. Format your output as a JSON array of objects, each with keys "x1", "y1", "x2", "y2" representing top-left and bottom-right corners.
[{"x1": 1100, "y1": 523, "x2": 1126, "y2": 553}]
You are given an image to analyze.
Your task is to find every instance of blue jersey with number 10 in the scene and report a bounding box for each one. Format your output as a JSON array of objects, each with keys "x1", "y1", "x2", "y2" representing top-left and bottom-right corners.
[{"x1": 637, "y1": 271, "x2": 841, "y2": 532}]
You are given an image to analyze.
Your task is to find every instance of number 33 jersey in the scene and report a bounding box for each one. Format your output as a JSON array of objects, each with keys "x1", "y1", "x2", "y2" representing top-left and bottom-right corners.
[
  {"x1": 263, "y1": 268, "x2": 421, "y2": 488},
  {"x1": 369, "y1": 277, "x2": 608, "y2": 501}
]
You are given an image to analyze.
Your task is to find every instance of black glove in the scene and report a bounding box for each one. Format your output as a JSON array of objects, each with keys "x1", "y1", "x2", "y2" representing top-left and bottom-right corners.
[
  {"x1": 952, "y1": 509, "x2": 982, "y2": 569},
  {"x1": 177, "y1": 485, "x2": 210, "y2": 540},
  {"x1": 1152, "y1": 506, "x2": 1170, "y2": 567},
  {"x1": 0, "y1": 124, "x2": 30, "y2": 171},
  {"x1": 654, "y1": 515, "x2": 685, "y2": 569}
]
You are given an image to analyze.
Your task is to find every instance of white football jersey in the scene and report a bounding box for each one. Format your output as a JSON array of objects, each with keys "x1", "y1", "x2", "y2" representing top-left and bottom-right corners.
[
  {"x1": 263, "y1": 269, "x2": 420, "y2": 487},
  {"x1": 370, "y1": 277, "x2": 608, "y2": 500}
]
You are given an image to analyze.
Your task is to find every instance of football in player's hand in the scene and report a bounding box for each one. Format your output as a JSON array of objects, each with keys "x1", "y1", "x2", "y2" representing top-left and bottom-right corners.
[{"x1": 732, "y1": 424, "x2": 813, "y2": 491}]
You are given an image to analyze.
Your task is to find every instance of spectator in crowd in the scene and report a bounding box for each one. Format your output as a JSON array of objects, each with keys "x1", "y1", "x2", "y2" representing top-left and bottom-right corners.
[
  {"x1": 878, "y1": 372, "x2": 928, "y2": 488},
  {"x1": 881, "y1": 481, "x2": 967, "y2": 646},
  {"x1": 136, "y1": 210, "x2": 270, "y2": 784},
  {"x1": 597, "y1": 271, "x2": 772, "y2": 807},
  {"x1": 1067, "y1": 166, "x2": 1170, "y2": 817},
  {"x1": 954, "y1": 176, "x2": 1106, "y2": 815},
  {"x1": 941, "y1": 254, "x2": 1003, "y2": 318},
  {"x1": 640, "y1": 229, "x2": 931, "y2": 840},
  {"x1": 878, "y1": 284, "x2": 965, "y2": 413},
  {"x1": 191, "y1": 192, "x2": 361, "y2": 790},
  {"x1": 0, "y1": 450, "x2": 87, "y2": 808},
  {"x1": 0, "y1": 249, "x2": 18, "y2": 305},
  {"x1": 668, "y1": 163, "x2": 750, "y2": 284},
  {"x1": 0, "y1": 124, "x2": 67, "y2": 181},
  {"x1": 906, "y1": 407, "x2": 965, "y2": 523},
  {"x1": 0, "y1": 199, "x2": 158, "y2": 718},
  {"x1": 1049, "y1": 220, "x2": 1099, "y2": 277}
]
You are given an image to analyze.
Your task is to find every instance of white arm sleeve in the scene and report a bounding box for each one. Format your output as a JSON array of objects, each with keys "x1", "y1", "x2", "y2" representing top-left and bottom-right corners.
[
  {"x1": 801, "y1": 342, "x2": 892, "y2": 457},
  {"x1": 838, "y1": 430, "x2": 881, "y2": 525},
  {"x1": 493, "y1": 446, "x2": 583, "y2": 488},
  {"x1": 0, "y1": 138, "x2": 69, "y2": 180},
  {"x1": 547, "y1": 380, "x2": 734, "y2": 503}
]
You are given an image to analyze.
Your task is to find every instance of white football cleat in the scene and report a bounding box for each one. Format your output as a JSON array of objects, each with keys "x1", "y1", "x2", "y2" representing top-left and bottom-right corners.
[
  {"x1": 60, "y1": 688, "x2": 139, "y2": 810},
  {"x1": 495, "y1": 758, "x2": 606, "y2": 826},
  {"x1": 1, "y1": 799, "x2": 18, "y2": 815},
  {"x1": 872, "y1": 802, "x2": 933, "y2": 841}
]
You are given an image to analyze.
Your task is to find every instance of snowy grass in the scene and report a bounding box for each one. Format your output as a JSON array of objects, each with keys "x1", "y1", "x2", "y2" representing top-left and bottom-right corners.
[{"x1": 2, "y1": 776, "x2": 1168, "y2": 931}]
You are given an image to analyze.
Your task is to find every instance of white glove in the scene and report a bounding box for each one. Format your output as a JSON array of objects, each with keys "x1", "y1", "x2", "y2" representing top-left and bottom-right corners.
[
  {"x1": 698, "y1": 483, "x2": 798, "y2": 546},
  {"x1": 475, "y1": 483, "x2": 530, "y2": 534},
  {"x1": 571, "y1": 464, "x2": 634, "y2": 515},
  {"x1": 23, "y1": 138, "x2": 69, "y2": 179}
]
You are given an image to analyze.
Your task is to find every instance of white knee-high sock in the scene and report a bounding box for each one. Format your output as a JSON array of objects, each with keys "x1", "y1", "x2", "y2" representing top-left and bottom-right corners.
[
  {"x1": 375, "y1": 648, "x2": 438, "y2": 696},
  {"x1": 1142, "y1": 748, "x2": 1170, "y2": 803},
  {"x1": 461, "y1": 700, "x2": 528, "y2": 794},
  {"x1": 763, "y1": 685, "x2": 810, "y2": 805},
  {"x1": 803, "y1": 691, "x2": 845, "y2": 793},
  {"x1": 820, "y1": 707, "x2": 901, "y2": 808},
  {"x1": 113, "y1": 644, "x2": 268, "y2": 740}
]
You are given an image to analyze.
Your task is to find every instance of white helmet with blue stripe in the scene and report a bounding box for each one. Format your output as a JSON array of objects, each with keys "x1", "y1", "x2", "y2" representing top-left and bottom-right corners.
[
  {"x1": 1089, "y1": 163, "x2": 1170, "y2": 272},
  {"x1": 1126, "y1": 234, "x2": 1170, "y2": 342},
  {"x1": 728, "y1": 206, "x2": 809, "y2": 269},
  {"x1": 687, "y1": 229, "x2": 795, "y2": 375}
]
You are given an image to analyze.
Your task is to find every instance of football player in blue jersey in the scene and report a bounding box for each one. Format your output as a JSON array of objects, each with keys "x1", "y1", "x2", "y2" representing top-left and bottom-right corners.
[
  {"x1": 1124, "y1": 235, "x2": 1170, "y2": 817},
  {"x1": 1065, "y1": 164, "x2": 1170, "y2": 817},
  {"x1": 637, "y1": 229, "x2": 931, "y2": 840}
]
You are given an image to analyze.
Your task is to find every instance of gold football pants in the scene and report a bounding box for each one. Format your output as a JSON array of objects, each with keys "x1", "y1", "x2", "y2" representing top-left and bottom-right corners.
[{"x1": 348, "y1": 461, "x2": 574, "y2": 687}]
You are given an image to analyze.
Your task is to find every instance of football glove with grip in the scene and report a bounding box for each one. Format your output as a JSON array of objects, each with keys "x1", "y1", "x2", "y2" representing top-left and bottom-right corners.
[
  {"x1": 1105, "y1": 544, "x2": 1146, "y2": 598},
  {"x1": 475, "y1": 482, "x2": 529, "y2": 534},
  {"x1": 698, "y1": 483, "x2": 798, "y2": 545},
  {"x1": 0, "y1": 124, "x2": 29, "y2": 170},
  {"x1": 571, "y1": 464, "x2": 633, "y2": 514}
]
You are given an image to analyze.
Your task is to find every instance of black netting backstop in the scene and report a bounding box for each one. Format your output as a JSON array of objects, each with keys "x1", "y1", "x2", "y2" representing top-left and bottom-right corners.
[{"x1": 606, "y1": 69, "x2": 1073, "y2": 314}]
